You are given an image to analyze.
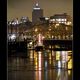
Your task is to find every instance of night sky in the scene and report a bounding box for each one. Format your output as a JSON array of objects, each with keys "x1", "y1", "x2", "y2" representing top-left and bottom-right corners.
[{"x1": 7, "y1": 0, "x2": 73, "y2": 21}]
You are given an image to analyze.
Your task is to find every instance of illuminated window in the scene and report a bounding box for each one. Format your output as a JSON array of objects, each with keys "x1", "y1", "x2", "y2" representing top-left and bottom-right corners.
[
  {"x1": 62, "y1": 19, "x2": 64, "y2": 21},
  {"x1": 56, "y1": 24, "x2": 59, "y2": 26},
  {"x1": 52, "y1": 19, "x2": 55, "y2": 21},
  {"x1": 59, "y1": 22, "x2": 61, "y2": 23},
  {"x1": 58, "y1": 19, "x2": 61, "y2": 21},
  {"x1": 62, "y1": 22, "x2": 64, "y2": 23},
  {"x1": 45, "y1": 17, "x2": 49, "y2": 20},
  {"x1": 65, "y1": 19, "x2": 67, "y2": 21}
]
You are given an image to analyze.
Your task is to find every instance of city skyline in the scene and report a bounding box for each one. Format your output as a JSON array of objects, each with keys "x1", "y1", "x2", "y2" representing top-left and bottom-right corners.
[{"x1": 7, "y1": 0, "x2": 73, "y2": 21}]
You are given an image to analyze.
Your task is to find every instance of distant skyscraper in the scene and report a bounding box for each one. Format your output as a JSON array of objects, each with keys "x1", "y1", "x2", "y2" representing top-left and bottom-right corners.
[{"x1": 32, "y1": 2, "x2": 43, "y2": 24}]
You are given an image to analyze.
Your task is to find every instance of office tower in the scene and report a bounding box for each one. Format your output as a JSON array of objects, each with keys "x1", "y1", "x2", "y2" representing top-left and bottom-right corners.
[{"x1": 32, "y1": 2, "x2": 43, "y2": 24}]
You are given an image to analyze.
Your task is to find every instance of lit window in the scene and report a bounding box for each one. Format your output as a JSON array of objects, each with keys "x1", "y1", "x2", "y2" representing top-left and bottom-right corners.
[
  {"x1": 52, "y1": 19, "x2": 55, "y2": 21},
  {"x1": 62, "y1": 19, "x2": 64, "y2": 21},
  {"x1": 65, "y1": 19, "x2": 67, "y2": 21},
  {"x1": 62, "y1": 22, "x2": 64, "y2": 23},
  {"x1": 56, "y1": 24, "x2": 59, "y2": 26},
  {"x1": 59, "y1": 22, "x2": 61, "y2": 23},
  {"x1": 45, "y1": 17, "x2": 49, "y2": 20},
  {"x1": 58, "y1": 19, "x2": 61, "y2": 21}
]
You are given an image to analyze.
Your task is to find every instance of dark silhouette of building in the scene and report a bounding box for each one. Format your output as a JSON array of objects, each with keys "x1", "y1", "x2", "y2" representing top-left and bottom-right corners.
[{"x1": 32, "y1": 2, "x2": 43, "y2": 25}]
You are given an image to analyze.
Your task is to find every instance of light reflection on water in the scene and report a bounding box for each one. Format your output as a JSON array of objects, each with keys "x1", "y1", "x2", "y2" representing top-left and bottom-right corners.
[{"x1": 8, "y1": 50, "x2": 72, "y2": 80}]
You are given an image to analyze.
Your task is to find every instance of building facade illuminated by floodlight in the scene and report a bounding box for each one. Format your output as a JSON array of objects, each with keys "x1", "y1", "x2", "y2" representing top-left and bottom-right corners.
[
  {"x1": 32, "y1": 2, "x2": 43, "y2": 24},
  {"x1": 20, "y1": 17, "x2": 29, "y2": 23},
  {"x1": 49, "y1": 13, "x2": 72, "y2": 25}
]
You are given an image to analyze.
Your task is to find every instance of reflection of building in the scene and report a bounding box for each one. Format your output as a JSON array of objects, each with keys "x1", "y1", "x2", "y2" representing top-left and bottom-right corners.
[
  {"x1": 55, "y1": 51, "x2": 72, "y2": 69},
  {"x1": 49, "y1": 13, "x2": 72, "y2": 25},
  {"x1": 32, "y1": 2, "x2": 43, "y2": 24}
]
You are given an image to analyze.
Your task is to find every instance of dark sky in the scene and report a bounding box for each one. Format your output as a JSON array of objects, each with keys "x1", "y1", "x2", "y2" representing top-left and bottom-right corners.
[{"x1": 7, "y1": 0, "x2": 73, "y2": 21}]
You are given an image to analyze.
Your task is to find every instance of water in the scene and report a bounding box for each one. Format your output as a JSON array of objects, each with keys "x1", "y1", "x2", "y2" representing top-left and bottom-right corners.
[{"x1": 8, "y1": 50, "x2": 72, "y2": 80}]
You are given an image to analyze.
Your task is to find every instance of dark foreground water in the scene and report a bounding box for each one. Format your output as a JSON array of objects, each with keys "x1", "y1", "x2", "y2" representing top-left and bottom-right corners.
[{"x1": 8, "y1": 50, "x2": 72, "y2": 80}]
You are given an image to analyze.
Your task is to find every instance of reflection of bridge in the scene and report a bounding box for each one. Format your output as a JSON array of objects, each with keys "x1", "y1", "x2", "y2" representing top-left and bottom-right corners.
[
  {"x1": 43, "y1": 39, "x2": 72, "y2": 51},
  {"x1": 43, "y1": 39, "x2": 72, "y2": 45}
]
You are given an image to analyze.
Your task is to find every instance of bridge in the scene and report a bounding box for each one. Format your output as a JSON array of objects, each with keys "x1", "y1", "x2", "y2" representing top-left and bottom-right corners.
[
  {"x1": 43, "y1": 39, "x2": 72, "y2": 46},
  {"x1": 8, "y1": 38, "x2": 72, "y2": 53}
]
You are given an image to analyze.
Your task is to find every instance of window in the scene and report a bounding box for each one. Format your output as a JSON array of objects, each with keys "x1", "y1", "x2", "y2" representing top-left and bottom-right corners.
[
  {"x1": 58, "y1": 19, "x2": 61, "y2": 21},
  {"x1": 62, "y1": 19, "x2": 64, "y2": 21}
]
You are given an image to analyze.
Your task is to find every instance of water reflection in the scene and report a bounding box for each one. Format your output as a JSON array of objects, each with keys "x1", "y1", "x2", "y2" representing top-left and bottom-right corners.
[
  {"x1": 56, "y1": 69, "x2": 68, "y2": 80},
  {"x1": 38, "y1": 52, "x2": 42, "y2": 70},
  {"x1": 39, "y1": 71, "x2": 41, "y2": 80},
  {"x1": 8, "y1": 50, "x2": 72, "y2": 80},
  {"x1": 45, "y1": 70, "x2": 48, "y2": 80}
]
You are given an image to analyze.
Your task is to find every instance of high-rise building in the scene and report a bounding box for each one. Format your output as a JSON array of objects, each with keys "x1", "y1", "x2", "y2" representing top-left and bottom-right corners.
[{"x1": 32, "y1": 2, "x2": 43, "y2": 25}]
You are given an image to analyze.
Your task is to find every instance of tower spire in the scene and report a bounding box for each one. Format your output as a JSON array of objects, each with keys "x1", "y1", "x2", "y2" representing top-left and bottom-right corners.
[
  {"x1": 35, "y1": 0, "x2": 39, "y2": 7},
  {"x1": 33, "y1": 0, "x2": 39, "y2": 7},
  {"x1": 33, "y1": 0, "x2": 40, "y2": 10}
]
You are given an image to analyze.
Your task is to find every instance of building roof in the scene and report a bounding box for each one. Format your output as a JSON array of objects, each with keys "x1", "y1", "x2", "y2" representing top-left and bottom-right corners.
[
  {"x1": 50, "y1": 13, "x2": 68, "y2": 19},
  {"x1": 33, "y1": 2, "x2": 41, "y2": 10}
]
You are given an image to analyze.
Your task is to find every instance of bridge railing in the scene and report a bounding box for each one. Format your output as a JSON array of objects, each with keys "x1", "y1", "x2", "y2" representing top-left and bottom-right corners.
[
  {"x1": 44, "y1": 35, "x2": 73, "y2": 40},
  {"x1": 8, "y1": 34, "x2": 73, "y2": 42}
]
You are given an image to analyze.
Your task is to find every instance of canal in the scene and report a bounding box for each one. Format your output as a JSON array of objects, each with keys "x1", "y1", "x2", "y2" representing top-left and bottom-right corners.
[{"x1": 8, "y1": 49, "x2": 72, "y2": 80}]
